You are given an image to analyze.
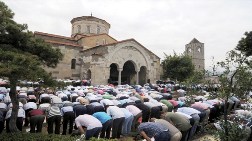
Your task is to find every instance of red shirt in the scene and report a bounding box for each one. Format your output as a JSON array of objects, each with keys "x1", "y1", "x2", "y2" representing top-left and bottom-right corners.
[{"x1": 28, "y1": 109, "x2": 44, "y2": 117}]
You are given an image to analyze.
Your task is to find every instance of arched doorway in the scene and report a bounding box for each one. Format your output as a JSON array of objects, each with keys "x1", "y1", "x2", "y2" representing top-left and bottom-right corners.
[
  {"x1": 139, "y1": 66, "x2": 147, "y2": 86},
  {"x1": 87, "y1": 69, "x2": 91, "y2": 80},
  {"x1": 109, "y1": 63, "x2": 119, "y2": 84},
  {"x1": 122, "y1": 61, "x2": 136, "y2": 85}
]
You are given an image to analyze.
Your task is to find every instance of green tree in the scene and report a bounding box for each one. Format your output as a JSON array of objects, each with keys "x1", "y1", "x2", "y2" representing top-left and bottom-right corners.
[
  {"x1": 0, "y1": 2, "x2": 63, "y2": 132},
  {"x1": 217, "y1": 49, "x2": 252, "y2": 141},
  {"x1": 161, "y1": 52, "x2": 194, "y2": 82},
  {"x1": 236, "y1": 31, "x2": 252, "y2": 57}
]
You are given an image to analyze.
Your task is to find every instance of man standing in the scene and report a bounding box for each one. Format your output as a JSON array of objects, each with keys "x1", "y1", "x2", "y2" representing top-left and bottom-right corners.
[
  {"x1": 47, "y1": 104, "x2": 62, "y2": 134},
  {"x1": 61, "y1": 103, "x2": 75, "y2": 135}
]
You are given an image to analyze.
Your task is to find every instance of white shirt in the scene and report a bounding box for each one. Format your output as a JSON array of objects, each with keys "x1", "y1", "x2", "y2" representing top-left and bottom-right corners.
[
  {"x1": 126, "y1": 105, "x2": 141, "y2": 116},
  {"x1": 177, "y1": 107, "x2": 201, "y2": 116},
  {"x1": 40, "y1": 93, "x2": 49, "y2": 101},
  {"x1": 58, "y1": 93, "x2": 68, "y2": 98},
  {"x1": 100, "y1": 99, "x2": 114, "y2": 106},
  {"x1": 5, "y1": 108, "x2": 25, "y2": 119},
  {"x1": 176, "y1": 111, "x2": 192, "y2": 119},
  {"x1": 106, "y1": 106, "x2": 125, "y2": 119},
  {"x1": 75, "y1": 114, "x2": 102, "y2": 130},
  {"x1": 24, "y1": 102, "x2": 37, "y2": 110},
  {"x1": 0, "y1": 103, "x2": 7, "y2": 110},
  {"x1": 51, "y1": 96, "x2": 62, "y2": 104}
]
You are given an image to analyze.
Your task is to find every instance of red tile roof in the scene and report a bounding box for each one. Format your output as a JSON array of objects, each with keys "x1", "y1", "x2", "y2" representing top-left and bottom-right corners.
[
  {"x1": 34, "y1": 31, "x2": 75, "y2": 41},
  {"x1": 45, "y1": 40, "x2": 82, "y2": 48}
]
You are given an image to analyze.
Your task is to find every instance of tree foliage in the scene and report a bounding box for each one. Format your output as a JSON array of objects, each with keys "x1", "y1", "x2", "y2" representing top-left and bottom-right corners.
[
  {"x1": 161, "y1": 52, "x2": 194, "y2": 82},
  {"x1": 215, "y1": 32, "x2": 252, "y2": 141},
  {"x1": 236, "y1": 31, "x2": 252, "y2": 57},
  {"x1": 0, "y1": 1, "x2": 63, "y2": 132}
]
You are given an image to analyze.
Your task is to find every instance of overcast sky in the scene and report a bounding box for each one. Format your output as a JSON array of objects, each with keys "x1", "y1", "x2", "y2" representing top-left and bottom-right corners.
[{"x1": 2, "y1": 0, "x2": 252, "y2": 71}]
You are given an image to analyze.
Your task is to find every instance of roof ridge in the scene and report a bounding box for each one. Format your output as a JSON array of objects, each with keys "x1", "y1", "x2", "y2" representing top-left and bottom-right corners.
[
  {"x1": 35, "y1": 31, "x2": 75, "y2": 41},
  {"x1": 189, "y1": 38, "x2": 201, "y2": 44}
]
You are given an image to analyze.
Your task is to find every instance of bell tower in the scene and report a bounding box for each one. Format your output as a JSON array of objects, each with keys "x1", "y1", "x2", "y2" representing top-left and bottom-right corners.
[{"x1": 185, "y1": 38, "x2": 205, "y2": 71}]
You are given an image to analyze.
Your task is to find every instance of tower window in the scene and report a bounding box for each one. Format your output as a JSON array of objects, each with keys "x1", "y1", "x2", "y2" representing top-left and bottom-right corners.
[
  {"x1": 197, "y1": 47, "x2": 201, "y2": 52},
  {"x1": 87, "y1": 25, "x2": 91, "y2": 33},
  {"x1": 71, "y1": 59, "x2": 76, "y2": 69},
  {"x1": 188, "y1": 48, "x2": 192, "y2": 52},
  {"x1": 97, "y1": 25, "x2": 100, "y2": 34},
  {"x1": 77, "y1": 25, "x2": 81, "y2": 33}
]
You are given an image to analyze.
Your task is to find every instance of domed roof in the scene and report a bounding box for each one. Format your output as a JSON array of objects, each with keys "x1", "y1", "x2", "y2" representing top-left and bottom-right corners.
[{"x1": 70, "y1": 16, "x2": 110, "y2": 28}]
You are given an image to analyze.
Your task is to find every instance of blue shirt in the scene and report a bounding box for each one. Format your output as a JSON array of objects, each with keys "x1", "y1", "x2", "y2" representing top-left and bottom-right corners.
[
  {"x1": 61, "y1": 106, "x2": 73, "y2": 115},
  {"x1": 93, "y1": 112, "x2": 112, "y2": 124},
  {"x1": 0, "y1": 94, "x2": 5, "y2": 101},
  {"x1": 138, "y1": 122, "x2": 168, "y2": 138}
]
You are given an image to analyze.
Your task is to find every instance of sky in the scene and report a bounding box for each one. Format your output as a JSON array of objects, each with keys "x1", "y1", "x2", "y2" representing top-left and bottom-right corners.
[{"x1": 2, "y1": 0, "x2": 252, "y2": 71}]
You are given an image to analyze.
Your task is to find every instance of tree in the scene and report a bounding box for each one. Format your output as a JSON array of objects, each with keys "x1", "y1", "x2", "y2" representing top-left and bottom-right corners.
[
  {"x1": 0, "y1": 2, "x2": 63, "y2": 132},
  {"x1": 161, "y1": 52, "x2": 194, "y2": 82},
  {"x1": 236, "y1": 31, "x2": 252, "y2": 57},
  {"x1": 216, "y1": 49, "x2": 252, "y2": 140}
]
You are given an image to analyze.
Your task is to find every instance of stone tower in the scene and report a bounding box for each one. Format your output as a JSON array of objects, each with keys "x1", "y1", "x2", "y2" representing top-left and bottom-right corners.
[
  {"x1": 185, "y1": 38, "x2": 205, "y2": 71},
  {"x1": 71, "y1": 16, "x2": 110, "y2": 37}
]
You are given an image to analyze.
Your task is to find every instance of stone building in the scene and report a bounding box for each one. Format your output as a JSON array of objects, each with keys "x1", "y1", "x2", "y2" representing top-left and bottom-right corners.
[
  {"x1": 35, "y1": 16, "x2": 160, "y2": 85},
  {"x1": 185, "y1": 38, "x2": 205, "y2": 71}
]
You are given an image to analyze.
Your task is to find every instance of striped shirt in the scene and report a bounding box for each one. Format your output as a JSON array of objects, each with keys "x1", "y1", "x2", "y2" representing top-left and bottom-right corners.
[{"x1": 48, "y1": 106, "x2": 61, "y2": 118}]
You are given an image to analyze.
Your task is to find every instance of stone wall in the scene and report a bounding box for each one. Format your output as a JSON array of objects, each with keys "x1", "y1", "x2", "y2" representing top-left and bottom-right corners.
[{"x1": 78, "y1": 34, "x2": 117, "y2": 50}]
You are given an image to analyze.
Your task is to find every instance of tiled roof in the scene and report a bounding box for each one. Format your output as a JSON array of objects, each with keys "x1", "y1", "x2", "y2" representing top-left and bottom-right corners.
[
  {"x1": 77, "y1": 33, "x2": 117, "y2": 42},
  {"x1": 34, "y1": 31, "x2": 75, "y2": 41},
  {"x1": 45, "y1": 40, "x2": 82, "y2": 48}
]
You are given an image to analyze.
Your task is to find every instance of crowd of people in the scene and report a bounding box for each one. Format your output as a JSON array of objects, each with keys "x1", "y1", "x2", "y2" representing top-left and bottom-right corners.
[{"x1": 0, "y1": 82, "x2": 252, "y2": 141}]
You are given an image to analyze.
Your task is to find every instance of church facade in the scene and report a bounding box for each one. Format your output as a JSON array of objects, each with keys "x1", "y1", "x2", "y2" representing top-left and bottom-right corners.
[{"x1": 35, "y1": 16, "x2": 161, "y2": 85}]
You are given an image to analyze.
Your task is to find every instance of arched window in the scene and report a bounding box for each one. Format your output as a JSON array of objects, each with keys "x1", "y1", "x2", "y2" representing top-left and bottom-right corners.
[
  {"x1": 97, "y1": 25, "x2": 100, "y2": 34},
  {"x1": 188, "y1": 48, "x2": 192, "y2": 52},
  {"x1": 77, "y1": 25, "x2": 81, "y2": 33},
  {"x1": 102, "y1": 39, "x2": 106, "y2": 45},
  {"x1": 87, "y1": 25, "x2": 91, "y2": 33},
  {"x1": 71, "y1": 59, "x2": 76, "y2": 69},
  {"x1": 197, "y1": 47, "x2": 201, "y2": 52}
]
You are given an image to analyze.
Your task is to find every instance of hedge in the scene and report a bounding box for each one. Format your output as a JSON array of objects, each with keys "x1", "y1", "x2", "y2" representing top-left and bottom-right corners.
[{"x1": 0, "y1": 133, "x2": 117, "y2": 141}]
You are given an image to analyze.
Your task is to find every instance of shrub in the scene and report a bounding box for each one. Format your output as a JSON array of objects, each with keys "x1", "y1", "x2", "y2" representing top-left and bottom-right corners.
[
  {"x1": 213, "y1": 120, "x2": 250, "y2": 141},
  {"x1": 0, "y1": 133, "x2": 78, "y2": 141},
  {"x1": 0, "y1": 133, "x2": 119, "y2": 141}
]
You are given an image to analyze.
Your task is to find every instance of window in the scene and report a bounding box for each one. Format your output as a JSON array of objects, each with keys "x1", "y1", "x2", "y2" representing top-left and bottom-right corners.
[
  {"x1": 197, "y1": 47, "x2": 201, "y2": 52},
  {"x1": 96, "y1": 39, "x2": 100, "y2": 46},
  {"x1": 97, "y1": 25, "x2": 100, "y2": 34},
  {"x1": 87, "y1": 25, "x2": 91, "y2": 33},
  {"x1": 77, "y1": 25, "x2": 81, "y2": 33},
  {"x1": 188, "y1": 48, "x2": 192, "y2": 52},
  {"x1": 71, "y1": 59, "x2": 76, "y2": 69},
  {"x1": 102, "y1": 39, "x2": 106, "y2": 45}
]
